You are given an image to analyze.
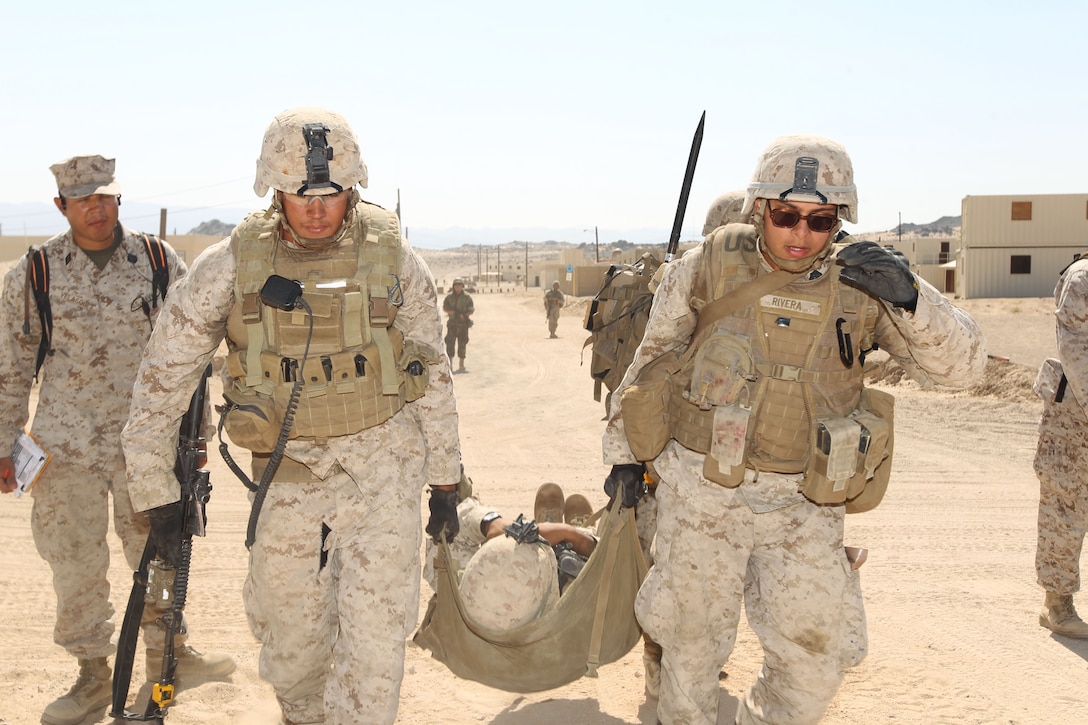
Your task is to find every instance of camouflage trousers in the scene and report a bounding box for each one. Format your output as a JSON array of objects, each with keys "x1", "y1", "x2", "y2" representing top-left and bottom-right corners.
[
  {"x1": 1034, "y1": 408, "x2": 1088, "y2": 594},
  {"x1": 244, "y1": 469, "x2": 423, "y2": 725},
  {"x1": 30, "y1": 459, "x2": 183, "y2": 658},
  {"x1": 445, "y1": 324, "x2": 470, "y2": 360},
  {"x1": 547, "y1": 308, "x2": 561, "y2": 335},
  {"x1": 635, "y1": 446, "x2": 860, "y2": 725}
]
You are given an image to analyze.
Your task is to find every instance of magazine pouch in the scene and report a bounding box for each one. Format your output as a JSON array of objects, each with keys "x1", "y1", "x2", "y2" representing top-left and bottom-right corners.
[{"x1": 802, "y1": 387, "x2": 894, "y2": 511}]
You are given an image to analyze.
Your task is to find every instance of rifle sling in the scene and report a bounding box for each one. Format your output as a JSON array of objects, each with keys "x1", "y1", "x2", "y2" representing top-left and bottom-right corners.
[{"x1": 110, "y1": 535, "x2": 156, "y2": 717}]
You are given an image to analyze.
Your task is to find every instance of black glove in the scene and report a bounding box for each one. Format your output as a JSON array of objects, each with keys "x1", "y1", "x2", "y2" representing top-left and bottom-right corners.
[
  {"x1": 148, "y1": 500, "x2": 185, "y2": 568},
  {"x1": 425, "y1": 487, "x2": 460, "y2": 543},
  {"x1": 604, "y1": 463, "x2": 647, "y2": 509},
  {"x1": 837, "y1": 241, "x2": 919, "y2": 311}
]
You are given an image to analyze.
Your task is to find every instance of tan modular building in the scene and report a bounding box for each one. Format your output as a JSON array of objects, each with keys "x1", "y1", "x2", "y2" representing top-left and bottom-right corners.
[{"x1": 958, "y1": 194, "x2": 1088, "y2": 299}]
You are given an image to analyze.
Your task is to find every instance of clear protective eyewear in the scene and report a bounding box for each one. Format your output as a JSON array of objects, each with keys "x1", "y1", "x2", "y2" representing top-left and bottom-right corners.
[{"x1": 280, "y1": 190, "x2": 348, "y2": 209}]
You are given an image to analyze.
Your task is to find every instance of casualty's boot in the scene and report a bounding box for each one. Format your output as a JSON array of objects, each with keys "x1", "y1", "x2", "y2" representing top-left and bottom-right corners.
[
  {"x1": 146, "y1": 644, "x2": 237, "y2": 682},
  {"x1": 564, "y1": 493, "x2": 594, "y2": 528},
  {"x1": 534, "y1": 482, "x2": 565, "y2": 523},
  {"x1": 1040, "y1": 591, "x2": 1088, "y2": 638},
  {"x1": 41, "y1": 657, "x2": 112, "y2": 725}
]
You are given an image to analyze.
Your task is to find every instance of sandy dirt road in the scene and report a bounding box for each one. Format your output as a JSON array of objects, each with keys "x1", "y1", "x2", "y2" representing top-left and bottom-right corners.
[{"x1": 1, "y1": 287, "x2": 1085, "y2": 724}]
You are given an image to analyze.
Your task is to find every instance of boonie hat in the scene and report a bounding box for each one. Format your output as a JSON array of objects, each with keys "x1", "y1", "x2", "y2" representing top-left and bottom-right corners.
[{"x1": 50, "y1": 155, "x2": 122, "y2": 199}]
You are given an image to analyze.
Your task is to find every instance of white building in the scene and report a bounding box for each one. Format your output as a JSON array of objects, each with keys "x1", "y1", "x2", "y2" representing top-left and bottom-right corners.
[{"x1": 958, "y1": 194, "x2": 1088, "y2": 299}]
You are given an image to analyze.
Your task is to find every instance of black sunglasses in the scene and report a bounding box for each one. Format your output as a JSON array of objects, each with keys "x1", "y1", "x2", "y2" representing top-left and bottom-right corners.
[{"x1": 768, "y1": 206, "x2": 838, "y2": 234}]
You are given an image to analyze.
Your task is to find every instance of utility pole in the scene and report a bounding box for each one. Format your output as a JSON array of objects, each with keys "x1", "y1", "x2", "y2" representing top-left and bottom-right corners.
[
  {"x1": 524, "y1": 241, "x2": 529, "y2": 289},
  {"x1": 159, "y1": 209, "x2": 167, "y2": 238}
]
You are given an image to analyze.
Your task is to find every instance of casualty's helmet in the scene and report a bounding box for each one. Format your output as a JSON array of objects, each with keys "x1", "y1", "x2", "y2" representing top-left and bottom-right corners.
[
  {"x1": 459, "y1": 536, "x2": 559, "y2": 631},
  {"x1": 742, "y1": 135, "x2": 857, "y2": 223},
  {"x1": 254, "y1": 107, "x2": 369, "y2": 197},
  {"x1": 702, "y1": 189, "x2": 749, "y2": 235}
]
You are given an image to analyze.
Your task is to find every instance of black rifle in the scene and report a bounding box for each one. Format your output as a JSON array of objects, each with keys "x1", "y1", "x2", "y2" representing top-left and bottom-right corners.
[
  {"x1": 665, "y1": 111, "x2": 705, "y2": 263},
  {"x1": 111, "y1": 364, "x2": 213, "y2": 722}
]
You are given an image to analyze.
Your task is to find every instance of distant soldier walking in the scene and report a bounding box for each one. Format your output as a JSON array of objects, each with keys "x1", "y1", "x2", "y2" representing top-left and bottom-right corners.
[
  {"x1": 544, "y1": 280, "x2": 565, "y2": 338},
  {"x1": 1034, "y1": 254, "x2": 1088, "y2": 639},
  {"x1": 444, "y1": 278, "x2": 474, "y2": 372}
]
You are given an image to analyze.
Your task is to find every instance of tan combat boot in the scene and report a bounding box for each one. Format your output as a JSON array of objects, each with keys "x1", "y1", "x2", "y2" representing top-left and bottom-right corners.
[
  {"x1": 146, "y1": 644, "x2": 237, "y2": 682},
  {"x1": 534, "y1": 482, "x2": 565, "y2": 523},
  {"x1": 563, "y1": 493, "x2": 594, "y2": 528},
  {"x1": 457, "y1": 358, "x2": 466, "y2": 373},
  {"x1": 1040, "y1": 591, "x2": 1088, "y2": 638},
  {"x1": 42, "y1": 657, "x2": 112, "y2": 725}
]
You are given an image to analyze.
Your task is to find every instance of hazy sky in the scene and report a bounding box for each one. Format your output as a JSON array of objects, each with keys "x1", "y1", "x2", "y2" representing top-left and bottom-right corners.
[{"x1": 1, "y1": 1, "x2": 1082, "y2": 248}]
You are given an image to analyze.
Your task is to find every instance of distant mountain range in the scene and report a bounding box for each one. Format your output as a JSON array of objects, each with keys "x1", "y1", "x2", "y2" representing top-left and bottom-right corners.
[
  {"x1": 0, "y1": 200, "x2": 963, "y2": 248},
  {"x1": 894, "y1": 215, "x2": 961, "y2": 236}
]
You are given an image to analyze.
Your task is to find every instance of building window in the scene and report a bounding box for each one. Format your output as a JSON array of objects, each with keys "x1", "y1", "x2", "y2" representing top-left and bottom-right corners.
[
  {"x1": 938, "y1": 241, "x2": 950, "y2": 264},
  {"x1": 1011, "y1": 201, "x2": 1032, "y2": 221},
  {"x1": 1010, "y1": 255, "x2": 1032, "y2": 274}
]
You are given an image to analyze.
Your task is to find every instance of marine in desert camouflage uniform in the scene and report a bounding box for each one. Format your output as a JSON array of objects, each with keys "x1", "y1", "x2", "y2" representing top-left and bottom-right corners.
[
  {"x1": 0, "y1": 155, "x2": 233, "y2": 725},
  {"x1": 544, "y1": 280, "x2": 565, "y2": 338},
  {"x1": 121, "y1": 108, "x2": 461, "y2": 725},
  {"x1": 1034, "y1": 255, "x2": 1088, "y2": 638},
  {"x1": 443, "y1": 278, "x2": 474, "y2": 371},
  {"x1": 603, "y1": 136, "x2": 986, "y2": 725}
]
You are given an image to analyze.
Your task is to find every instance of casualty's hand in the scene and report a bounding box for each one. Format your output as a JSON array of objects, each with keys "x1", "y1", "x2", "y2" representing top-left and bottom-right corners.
[
  {"x1": 148, "y1": 500, "x2": 185, "y2": 567},
  {"x1": 0, "y1": 456, "x2": 16, "y2": 494},
  {"x1": 604, "y1": 463, "x2": 647, "y2": 509},
  {"x1": 425, "y1": 486, "x2": 460, "y2": 543},
  {"x1": 837, "y1": 241, "x2": 919, "y2": 311}
]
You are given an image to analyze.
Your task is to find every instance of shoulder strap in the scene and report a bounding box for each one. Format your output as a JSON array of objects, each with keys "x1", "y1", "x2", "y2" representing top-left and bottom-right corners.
[
  {"x1": 23, "y1": 246, "x2": 52, "y2": 381},
  {"x1": 142, "y1": 233, "x2": 170, "y2": 307},
  {"x1": 691, "y1": 269, "x2": 798, "y2": 340}
]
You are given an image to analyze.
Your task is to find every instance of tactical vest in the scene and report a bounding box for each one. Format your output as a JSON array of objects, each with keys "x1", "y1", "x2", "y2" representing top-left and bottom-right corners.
[
  {"x1": 669, "y1": 225, "x2": 881, "y2": 478},
  {"x1": 222, "y1": 204, "x2": 412, "y2": 450},
  {"x1": 583, "y1": 252, "x2": 663, "y2": 406}
]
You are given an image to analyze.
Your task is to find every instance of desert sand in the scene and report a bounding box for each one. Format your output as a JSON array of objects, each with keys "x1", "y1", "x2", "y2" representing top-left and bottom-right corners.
[{"x1": 1, "y1": 251, "x2": 1085, "y2": 724}]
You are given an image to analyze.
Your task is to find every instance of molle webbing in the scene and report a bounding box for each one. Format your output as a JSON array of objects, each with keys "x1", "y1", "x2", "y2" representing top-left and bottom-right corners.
[
  {"x1": 584, "y1": 253, "x2": 661, "y2": 402},
  {"x1": 669, "y1": 227, "x2": 875, "y2": 468},
  {"x1": 228, "y1": 204, "x2": 406, "y2": 439}
]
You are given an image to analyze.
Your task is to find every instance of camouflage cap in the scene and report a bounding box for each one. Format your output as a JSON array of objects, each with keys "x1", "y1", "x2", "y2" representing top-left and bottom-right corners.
[{"x1": 50, "y1": 154, "x2": 122, "y2": 199}]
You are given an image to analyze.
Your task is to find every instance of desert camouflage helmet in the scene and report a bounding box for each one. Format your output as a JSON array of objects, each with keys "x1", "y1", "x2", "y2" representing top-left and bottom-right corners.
[
  {"x1": 254, "y1": 107, "x2": 368, "y2": 197},
  {"x1": 459, "y1": 536, "x2": 559, "y2": 631},
  {"x1": 702, "y1": 189, "x2": 749, "y2": 235},
  {"x1": 742, "y1": 135, "x2": 857, "y2": 223}
]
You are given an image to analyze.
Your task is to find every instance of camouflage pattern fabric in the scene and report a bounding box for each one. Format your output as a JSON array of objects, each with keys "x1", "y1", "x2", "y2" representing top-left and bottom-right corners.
[
  {"x1": 0, "y1": 225, "x2": 186, "y2": 656},
  {"x1": 544, "y1": 286, "x2": 565, "y2": 336},
  {"x1": 50, "y1": 154, "x2": 122, "y2": 198},
  {"x1": 1035, "y1": 258, "x2": 1088, "y2": 595},
  {"x1": 443, "y1": 289, "x2": 474, "y2": 359},
  {"x1": 702, "y1": 189, "x2": 748, "y2": 235},
  {"x1": 603, "y1": 238, "x2": 985, "y2": 724},
  {"x1": 122, "y1": 212, "x2": 460, "y2": 724}
]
